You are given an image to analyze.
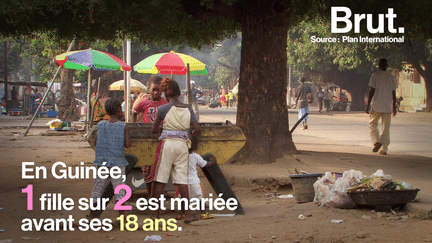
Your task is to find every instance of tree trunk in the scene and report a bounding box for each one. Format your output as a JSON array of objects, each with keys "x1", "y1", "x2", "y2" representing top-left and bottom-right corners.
[
  {"x1": 349, "y1": 86, "x2": 368, "y2": 111},
  {"x1": 322, "y1": 70, "x2": 369, "y2": 111},
  {"x1": 409, "y1": 60, "x2": 432, "y2": 112},
  {"x1": 57, "y1": 38, "x2": 79, "y2": 121},
  {"x1": 426, "y1": 78, "x2": 432, "y2": 112},
  {"x1": 234, "y1": 1, "x2": 296, "y2": 164},
  {"x1": 57, "y1": 67, "x2": 80, "y2": 121},
  {"x1": 420, "y1": 63, "x2": 432, "y2": 112},
  {"x1": 338, "y1": 71, "x2": 370, "y2": 111}
]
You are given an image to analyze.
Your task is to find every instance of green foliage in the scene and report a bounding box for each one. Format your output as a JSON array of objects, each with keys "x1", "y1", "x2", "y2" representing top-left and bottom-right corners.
[
  {"x1": 209, "y1": 36, "x2": 241, "y2": 88},
  {"x1": 286, "y1": 18, "x2": 416, "y2": 111},
  {"x1": 4, "y1": 33, "x2": 126, "y2": 83},
  {"x1": 17, "y1": 34, "x2": 69, "y2": 82},
  {"x1": 287, "y1": 19, "x2": 407, "y2": 78},
  {"x1": 175, "y1": 35, "x2": 240, "y2": 91},
  {"x1": 0, "y1": 0, "x2": 240, "y2": 49},
  {"x1": 287, "y1": 19, "x2": 337, "y2": 72},
  {"x1": 0, "y1": 37, "x2": 23, "y2": 76},
  {"x1": 3, "y1": 0, "x2": 432, "y2": 86}
]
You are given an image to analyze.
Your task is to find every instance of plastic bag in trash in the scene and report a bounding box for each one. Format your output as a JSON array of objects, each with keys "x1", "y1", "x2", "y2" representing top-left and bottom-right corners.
[
  {"x1": 313, "y1": 172, "x2": 334, "y2": 204},
  {"x1": 372, "y1": 169, "x2": 393, "y2": 179},
  {"x1": 144, "y1": 235, "x2": 162, "y2": 241},
  {"x1": 400, "y1": 182, "x2": 413, "y2": 190},
  {"x1": 319, "y1": 170, "x2": 362, "y2": 208},
  {"x1": 321, "y1": 191, "x2": 357, "y2": 209}
]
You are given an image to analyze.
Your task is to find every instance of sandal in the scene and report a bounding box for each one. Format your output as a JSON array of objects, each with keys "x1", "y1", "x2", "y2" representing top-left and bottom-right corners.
[
  {"x1": 373, "y1": 142, "x2": 382, "y2": 153},
  {"x1": 379, "y1": 151, "x2": 387, "y2": 155},
  {"x1": 175, "y1": 214, "x2": 185, "y2": 220},
  {"x1": 201, "y1": 212, "x2": 215, "y2": 220}
]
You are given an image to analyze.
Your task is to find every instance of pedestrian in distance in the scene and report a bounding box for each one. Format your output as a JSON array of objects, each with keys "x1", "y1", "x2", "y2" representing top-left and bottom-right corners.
[
  {"x1": 294, "y1": 77, "x2": 312, "y2": 130},
  {"x1": 23, "y1": 84, "x2": 34, "y2": 115},
  {"x1": 190, "y1": 80, "x2": 203, "y2": 121},
  {"x1": 366, "y1": 58, "x2": 398, "y2": 155},
  {"x1": 317, "y1": 87, "x2": 325, "y2": 113},
  {"x1": 225, "y1": 92, "x2": 230, "y2": 108},
  {"x1": 220, "y1": 93, "x2": 227, "y2": 107},
  {"x1": 324, "y1": 87, "x2": 336, "y2": 112},
  {"x1": 228, "y1": 91, "x2": 236, "y2": 107}
]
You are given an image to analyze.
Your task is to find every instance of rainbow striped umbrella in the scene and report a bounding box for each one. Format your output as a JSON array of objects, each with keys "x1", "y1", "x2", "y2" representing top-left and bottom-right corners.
[
  {"x1": 134, "y1": 51, "x2": 206, "y2": 75},
  {"x1": 55, "y1": 48, "x2": 131, "y2": 134},
  {"x1": 55, "y1": 48, "x2": 131, "y2": 71}
]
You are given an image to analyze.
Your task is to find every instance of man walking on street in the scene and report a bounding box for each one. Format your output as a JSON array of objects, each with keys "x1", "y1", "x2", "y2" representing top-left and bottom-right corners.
[
  {"x1": 190, "y1": 80, "x2": 203, "y2": 121},
  {"x1": 366, "y1": 58, "x2": 398, "y2": 155},
  {"x1": 294, "y1": 77, "x2": 312, "y2": 130}
]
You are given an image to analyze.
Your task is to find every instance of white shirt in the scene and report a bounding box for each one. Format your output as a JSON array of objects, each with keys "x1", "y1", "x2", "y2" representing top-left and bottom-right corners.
[
  {"x1": 369, "y1": 70, "x2": 398, "y2": 113},
  {"x1": 188, "y1": 153, "x2": 207, "y2": 184}
]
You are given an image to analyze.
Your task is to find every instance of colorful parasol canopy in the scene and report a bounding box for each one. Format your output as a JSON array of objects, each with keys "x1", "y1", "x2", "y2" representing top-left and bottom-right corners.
[
  {"x1": 109, "y1": 79, "x2": 147, "y2": 92},
  {"x1": 134, "y1": 51, "x2": 206, "y2": 75},
  {"x1": 55, "y1": 48, "x2": 131, "y2": 71}
]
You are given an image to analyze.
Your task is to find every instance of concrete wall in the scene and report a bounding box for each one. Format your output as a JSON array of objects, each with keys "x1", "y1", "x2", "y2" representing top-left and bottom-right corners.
[{"x1": 395, "y1": 66, "x2": 427, "y2": 112}]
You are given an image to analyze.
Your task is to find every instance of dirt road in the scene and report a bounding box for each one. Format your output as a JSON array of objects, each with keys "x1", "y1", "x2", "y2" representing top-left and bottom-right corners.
[{"x1": 0, "y1": 112, "x2": 431, "y2": 242}]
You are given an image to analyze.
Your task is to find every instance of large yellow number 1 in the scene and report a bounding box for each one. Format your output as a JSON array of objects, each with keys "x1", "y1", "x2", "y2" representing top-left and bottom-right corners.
[{"x1": 116, "y1": 215, "x2": 125, "y2": 231}]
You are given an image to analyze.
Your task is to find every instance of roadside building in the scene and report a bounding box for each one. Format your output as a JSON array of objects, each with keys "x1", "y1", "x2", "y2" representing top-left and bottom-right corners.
[{"x1": 393, "y1": 65, "x2": 427, "y2": 112}]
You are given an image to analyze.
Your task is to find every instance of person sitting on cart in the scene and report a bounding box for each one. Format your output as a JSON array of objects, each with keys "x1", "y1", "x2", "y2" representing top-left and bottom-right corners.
[
  {"x1": 131, "y1": 76, "x2": 167, "y2": 197},
  {"x1": 91, "y1": 92, "x2": 109, "y2": 123}
]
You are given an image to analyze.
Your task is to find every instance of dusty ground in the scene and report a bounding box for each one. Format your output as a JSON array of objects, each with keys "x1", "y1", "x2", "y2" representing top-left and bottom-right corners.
[{"x1": 0, "y1": 114, "x2": 431, "y2": 243}]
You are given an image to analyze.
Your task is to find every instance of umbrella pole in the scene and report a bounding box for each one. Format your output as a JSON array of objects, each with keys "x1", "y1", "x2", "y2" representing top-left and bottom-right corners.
[
  {"x1": 24, "y1": 66, "x2": 61, "y2": 136},
  {"x1": 86, "y1": 69, "x2": 92, "y2": 135},
  {"x1": 126, "y1": 40, "x2": 131, "y2": 122},
  {"x1": 90, "y1": 77, "x2": 101, "y2": 128},
  {"x1": 288, "y1": 65, "x2": 292, "y2": 106},
  {"x1": 24, "y1": 38, "x2": 76, "y2": 136},
  {"x1": 187, "y1": 64, "x2": 192, "y2": 105}
]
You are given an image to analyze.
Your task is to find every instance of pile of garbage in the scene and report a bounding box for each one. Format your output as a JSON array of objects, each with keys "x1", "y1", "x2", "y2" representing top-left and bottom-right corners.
[
  {"x1": 46, "y1": 119, "x2": 74, "y2": 131},
  {"x1": 347, "y1": 177, "x2": 411, "y2": 192},
  {"x1": 313, "y1": 169, "x2": 413, "y2": 209}
]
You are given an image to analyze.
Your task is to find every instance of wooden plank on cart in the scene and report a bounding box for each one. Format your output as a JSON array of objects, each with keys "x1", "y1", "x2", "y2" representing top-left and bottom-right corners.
[{"x1": 201, "y1": 154, "x2": 245, "y2": 215}]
